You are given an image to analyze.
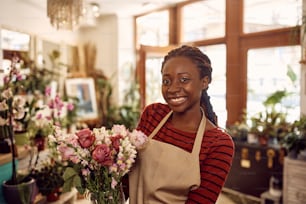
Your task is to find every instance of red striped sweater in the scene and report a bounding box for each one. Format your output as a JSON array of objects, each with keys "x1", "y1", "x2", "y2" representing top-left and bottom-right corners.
[{"x1": 136, "y1": 103, "x2": 234, "y2": 204}]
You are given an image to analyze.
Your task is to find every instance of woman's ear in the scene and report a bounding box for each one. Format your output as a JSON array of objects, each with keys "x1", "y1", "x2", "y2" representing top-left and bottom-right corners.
[{"x1": 201, "y1": 76, "x2": 209, "y2": 90}]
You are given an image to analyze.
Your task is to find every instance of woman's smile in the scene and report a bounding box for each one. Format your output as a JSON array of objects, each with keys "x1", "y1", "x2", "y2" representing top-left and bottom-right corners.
[{"x1": 167, "y1": 96, "x2": 187, "y2": 105}]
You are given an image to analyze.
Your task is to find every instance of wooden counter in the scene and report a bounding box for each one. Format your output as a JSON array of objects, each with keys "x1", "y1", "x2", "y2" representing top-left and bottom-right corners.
[{"x1": 224, "y1": 141, "x2": 284, "y2": 198}]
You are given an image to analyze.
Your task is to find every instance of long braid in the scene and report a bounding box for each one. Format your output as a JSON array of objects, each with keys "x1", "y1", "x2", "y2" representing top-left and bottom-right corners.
[{"x1": 161, "y1": 45, "x2": 217, "y2": 125}]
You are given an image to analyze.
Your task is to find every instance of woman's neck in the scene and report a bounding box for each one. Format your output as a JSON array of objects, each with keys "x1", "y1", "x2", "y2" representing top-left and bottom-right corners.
[{"x1": 170, "y1": 108, "x2": 203, "y2": 132}]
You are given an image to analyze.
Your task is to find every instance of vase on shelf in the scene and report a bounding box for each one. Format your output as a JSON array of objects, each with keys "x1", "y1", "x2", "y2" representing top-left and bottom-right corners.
[
  {"x1": 90, "y1": 183, "x2": 125, "y2": 204},
  {"x1": 2, "y1": 177, "x2": 38, "y2": 204}
]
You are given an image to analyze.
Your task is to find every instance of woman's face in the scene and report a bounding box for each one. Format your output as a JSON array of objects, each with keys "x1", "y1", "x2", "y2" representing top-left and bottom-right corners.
[{"x1": 161, "y1": 56, "x2": 209, "y2": 113}]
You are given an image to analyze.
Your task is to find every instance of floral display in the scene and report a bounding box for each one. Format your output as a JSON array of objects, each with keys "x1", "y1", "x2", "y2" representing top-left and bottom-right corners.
[
  {"x1": 48, "y1": 124, "x2": 148, "y2": 204},
  {"x1": 0, "y1": 56, "x2": 28, "y2": 184}
]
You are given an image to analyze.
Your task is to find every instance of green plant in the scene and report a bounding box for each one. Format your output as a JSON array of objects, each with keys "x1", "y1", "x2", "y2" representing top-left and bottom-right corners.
[
  {"x1": 248, "y1": 90, "x2": 291, "y2": 143},
  {"x1": 29, "y1": 161, "x2": 65, "y2": 196},
  {"x1": 0, "y1": 57, "x2": 28, "y2": 185},
  {"x1": 281, "y1": 115, "x2": 306, "y2": 158}
]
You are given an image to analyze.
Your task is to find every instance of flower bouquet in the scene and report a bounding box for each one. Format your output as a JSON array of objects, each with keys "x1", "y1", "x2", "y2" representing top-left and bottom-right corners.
[{"x1": 48, "y1": 124, "x2": 148, "y2": 204}]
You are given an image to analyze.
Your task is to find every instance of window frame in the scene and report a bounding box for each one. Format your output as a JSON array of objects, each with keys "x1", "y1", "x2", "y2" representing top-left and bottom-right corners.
[{"x1": 134, "y1": 0, "x2": 301, "y2": 127}]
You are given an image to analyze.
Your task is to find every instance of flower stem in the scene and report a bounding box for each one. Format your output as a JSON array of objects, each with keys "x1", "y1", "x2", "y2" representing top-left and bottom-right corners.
[{"x1": 9, "y1": 114, "x2": 17, "y2": 184}]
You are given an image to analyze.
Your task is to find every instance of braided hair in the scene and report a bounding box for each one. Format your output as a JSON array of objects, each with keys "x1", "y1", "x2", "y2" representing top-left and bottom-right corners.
[{"x1": 161, "y1": 45, "x2": 217, "y2": 125}]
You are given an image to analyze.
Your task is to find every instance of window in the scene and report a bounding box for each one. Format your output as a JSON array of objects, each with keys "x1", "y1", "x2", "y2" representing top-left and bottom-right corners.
[
  {"x1": 1, "y1": 28, "x2": 31, "y2": 73},
  {"x1": 244, "y1": 0, "x2": 302, "y2": 33},
  {"x1": 1, "y1": 29, "x2": 30, "y2": 51},
  {"x1": 247, "y1": 46, "x2": 301, "y2": 122},
  {"x1": 199, "y1": 45, "x2": 227, "y2": 128},
  {"x1": 136, "y1": 10, "x2": 169, "y2": 47},
  {"x1": 181, "y1": 0, "x2": 225, "y2": 42},
  {"x1": 145, "y1": 57, "x2": 164, "y2": 105},
  {"x1": 135, "y1": 0, "x2": 303, "y2": 126}
]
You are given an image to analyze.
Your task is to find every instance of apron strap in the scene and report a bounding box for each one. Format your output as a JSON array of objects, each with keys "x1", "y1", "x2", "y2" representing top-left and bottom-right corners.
[
  {"x1": 148, "y1": 108, "x2": 206, "y2": 156},
  {"x1": 149, "y1": 111, "x2": 173, "y2": 139},
  {"x1": 192, "y1": 108, "x2": 206, "y2": 155}
]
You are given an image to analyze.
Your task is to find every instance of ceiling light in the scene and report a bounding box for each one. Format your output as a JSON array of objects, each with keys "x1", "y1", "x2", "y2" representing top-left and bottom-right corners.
[
  {"x1": 47, "y1": 0, "x2": 83, "y2": 30},
  {"x1": 80, "y1": 2, "x2": 101, "y2": 27}
]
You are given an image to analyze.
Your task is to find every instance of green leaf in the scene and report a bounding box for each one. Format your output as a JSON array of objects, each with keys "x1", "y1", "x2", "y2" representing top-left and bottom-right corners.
[
  {"x1": 62, "y1": 167, "x2": 79, "y2": 192},
  {"x1": 62, "y1": 179, "x2": 74, "y2": 193},
  {"x1": 63, "y1": 167, "x2": 77, "y2": 180},
  {"x1": 287, "y1": 65, "x2": 297, "y2": 83},
  {"x1": 73, "y1": 173, "x2": 82, "y2": 188},
  {"x1": 263, "y1": 90, "x2": 288, "y2": 107}
]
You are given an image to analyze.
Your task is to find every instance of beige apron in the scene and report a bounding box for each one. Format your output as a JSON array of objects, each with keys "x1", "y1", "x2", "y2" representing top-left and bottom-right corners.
[{"x1": 129, "y1": 110, "x2": 206, "y2": 204}]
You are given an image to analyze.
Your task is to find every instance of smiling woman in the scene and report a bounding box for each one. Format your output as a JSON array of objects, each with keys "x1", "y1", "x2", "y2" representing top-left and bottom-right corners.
[{"x1": 128, "y1": 45, "x2": 234, "y2": 204}]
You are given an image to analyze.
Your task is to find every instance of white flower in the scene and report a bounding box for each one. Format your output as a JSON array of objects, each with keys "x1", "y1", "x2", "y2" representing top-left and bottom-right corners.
[
  {"x1": 0, "y1": 100, "x2": 8, "y2": 111},
  {"x1": 129, "y1": 129, "x2": 148, "y2": 149},
  {"x1": 1, "y1": 88, "x2": 13, "y2": 99}
]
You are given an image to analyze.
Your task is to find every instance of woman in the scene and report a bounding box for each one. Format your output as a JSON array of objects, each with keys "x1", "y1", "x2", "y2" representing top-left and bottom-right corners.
[{"x1": 129, "y1": 45, "x2": 234, "y2": 204}]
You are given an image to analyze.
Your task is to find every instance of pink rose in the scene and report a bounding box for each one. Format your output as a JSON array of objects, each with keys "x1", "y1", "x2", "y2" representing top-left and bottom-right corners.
[
  {"x1": 92, "y1": 144, "x2": 113, "y2": 166},
  {"x1": 76, "y1": 128, "x2": 95, "y2": 148},
  {"x1": 110, "y1": 135, "x2": 122, "y2": 151}
]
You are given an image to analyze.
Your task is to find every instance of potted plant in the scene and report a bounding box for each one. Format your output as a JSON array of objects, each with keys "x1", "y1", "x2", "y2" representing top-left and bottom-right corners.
[
  {"x1": 281, "y1": 116, "x2": 306, "y2": 158},
  {"x1": 248, "y1": 90, "x2": 291, "y2": 146},
  {"x1": 0, "y1": 57, "x2": 38, "y2": 204},
  {"x1": 1, "y1": 54, "x2": 77, "y2": 203},
  {"x1": 29, "y1": 160, "x2": 65, "y2": 202}
]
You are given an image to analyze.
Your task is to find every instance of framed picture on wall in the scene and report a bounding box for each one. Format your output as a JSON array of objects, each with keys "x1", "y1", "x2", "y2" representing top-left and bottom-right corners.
[{"x1": 65, "y1": 77, "x2": 98, "y2": 120}]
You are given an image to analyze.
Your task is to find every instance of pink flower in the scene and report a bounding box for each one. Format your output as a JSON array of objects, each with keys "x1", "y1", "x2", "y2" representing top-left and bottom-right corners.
[
  {"x1": 48, "y1": 100, "x2": 55, "y2": 109},
  {"x1": 3, "y1": 76, "x2": 9, "y2": 84},
  {"x1": 76, "y1": 128, "x2": 95, "y2": 148},
  {"x1": 81, "y1": 168, "x2": 90, "y2": 176},
  {"x1": 16, "y1": 73, "x2": 23, "y2": 81},
  {"x1": 67, "y1": 103, "x2": 74, "y2": 111},
  {"x1": 58, "y1": 145, "x2": 75, "y2": 161},
  {"x1": 111, "y1": 177, "x2": 118, "y2": 189},
  {"x1": 92, "y1": 144, "x2": 113, "y2": 166},
  {"x1": 36, "y1": 113, "x2": 43, "y2": 120},
  {"x1": 129, "y1": 130, "x2": 148, "y2": 149},
  {"x1": 45, "y1": 87, "x2": 51, "y2": 96},
  {"x1": 110, "y1": 135, "x2": 122, "y2": 151}
]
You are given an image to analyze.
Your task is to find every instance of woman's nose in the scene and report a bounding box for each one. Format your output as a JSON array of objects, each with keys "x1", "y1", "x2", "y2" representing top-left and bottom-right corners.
[{"x1": 167, "y1": 80, "x2": 181, "y2": 92}]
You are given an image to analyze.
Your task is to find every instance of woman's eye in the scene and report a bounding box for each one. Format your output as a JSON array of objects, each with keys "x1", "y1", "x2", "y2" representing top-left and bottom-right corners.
[
  {"x1": 180, "y1": 77, "x2": 190, "y2": 83},
  {"x1": 162, "y1": 79, "x2": 171, "y2": 86}
]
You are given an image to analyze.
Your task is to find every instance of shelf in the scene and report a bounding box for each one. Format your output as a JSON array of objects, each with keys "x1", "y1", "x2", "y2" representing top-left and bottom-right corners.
[{"x1": 0, "y1": 146, "x2": 29, "y2": 166}]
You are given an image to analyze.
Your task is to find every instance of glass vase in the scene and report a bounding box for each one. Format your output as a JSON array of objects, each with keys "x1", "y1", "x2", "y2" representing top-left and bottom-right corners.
[{"x1": 90, "y1": 183, "x2": 125, "y2": 204}]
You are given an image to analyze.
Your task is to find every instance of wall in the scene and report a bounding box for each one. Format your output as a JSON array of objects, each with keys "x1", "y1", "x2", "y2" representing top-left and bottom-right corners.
[
  {"x1": 302, "y1": 0, "x2": 306, "y2": 115},
  {"x1": 77, "y1": 14, "x2": 135, "y2": 104},
  {"x1": 0, "y1": 0, "x2": 133, "y2": 105},
  {"x1": 0, "y1": 0, "x2": 79, "y2": 45},
  {"x1": 78, "y1": 14, "x2": 119, "y2": 102},
  {"x1": 117, "y1": 16, "x2": 135, "y2": 105}
]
